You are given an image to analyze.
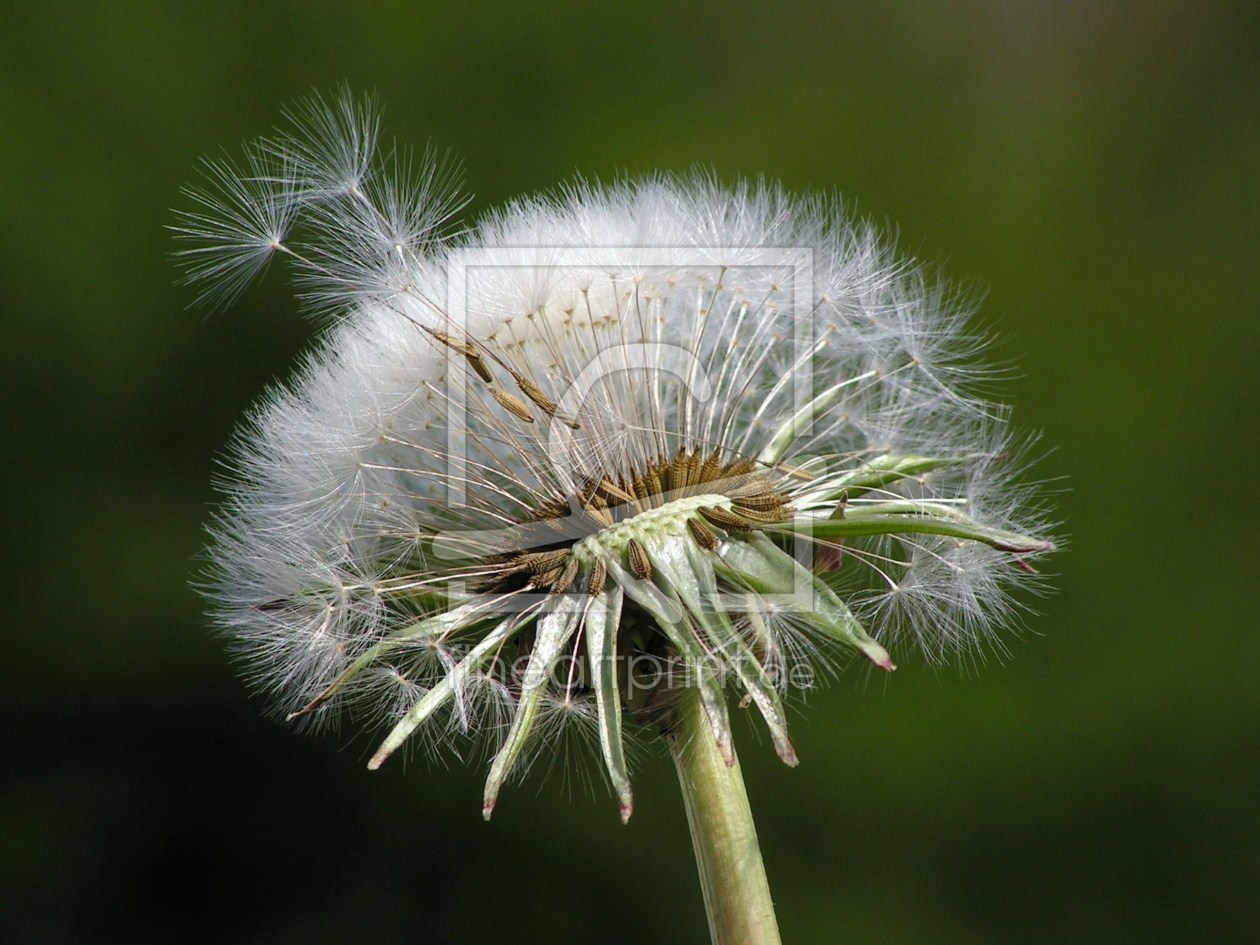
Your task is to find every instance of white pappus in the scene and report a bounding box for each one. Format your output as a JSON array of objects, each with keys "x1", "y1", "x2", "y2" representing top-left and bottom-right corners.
[{"x1": 177, "y1": 90, "x2": 1054, "y2": 822}]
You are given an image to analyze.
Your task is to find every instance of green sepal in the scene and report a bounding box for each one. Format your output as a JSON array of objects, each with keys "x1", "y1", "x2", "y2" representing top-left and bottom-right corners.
[
  {"x1": 367, "y1": 612, "x2": 526, "y2": 769},
  {"x1": 714, "y1": 533, "x2": 894, "y2": 670},
  {"x1": 482, "y1": 593, "x2": 585, "y2": 818},
  {"x1": 608, "y1": 552, "x2": 735, "y2": 766},
  {"x1": 824, "y1": 453, "x2": 971, "y2": 500},
  {"x1": 584, "y1": 585, "x2": 634, "y2": 822},
  {"x1": 289, "y1": 598, "x2": 501, "y2": 721},
  {"x1": 780, "y1": 504, "x2": 1052, "y2": 554},
  {"x1": 667, "y1": 538, "x2": 797, "y2": 766},
  {"x1": 757, "y1": 379, "x2": 850, "y2": 467}
]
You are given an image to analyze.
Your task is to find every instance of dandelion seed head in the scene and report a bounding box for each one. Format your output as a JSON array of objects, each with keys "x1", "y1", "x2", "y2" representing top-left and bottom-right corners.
[{"x1": 182, "y1": 92, "x2": 1057, "y2": 817}]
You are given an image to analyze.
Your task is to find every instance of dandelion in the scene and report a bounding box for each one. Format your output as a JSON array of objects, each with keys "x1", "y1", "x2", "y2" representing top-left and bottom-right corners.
[{"x1": 178, "y1": 89, "x2": 1055, "y2": 945}]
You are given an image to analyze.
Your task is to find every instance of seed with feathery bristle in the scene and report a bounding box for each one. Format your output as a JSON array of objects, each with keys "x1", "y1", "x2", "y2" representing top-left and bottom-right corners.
[
  {"x1": 491, "y1": 388, "x2": 535, "y2": 423},
  {"x1": 427, "y1": 328, "x2": 495, "y2": 383},
  {"x1": 726, "y1": 487, "x2": 783, "y2": 510},
  {"x1": 626, "y1": 538, "x2": 652, "y2": 581},
  {"x1": 550, "y1": 556, "x2": 580, "y2": 595},
  {"x1": 698, "y1": 505, "x2": 755, "y2": 531},
  {"x1": 687, "y1": 516, "x2": 720, "y2": 551},
  {"x1": 511, "y1": 371, "x2": 555, "y2": 413},
  {"x1": 587, "y1": 556, "x2": 607, "y2": 596},
  {"x1": 516, "y1": 548, "x2": 571, "y2": 576},
  {"x1": 728, "y1": 504, "x2": 791, "y2": 524},
  {"x1": 596, "y1": 477, "x2": 636, "y2": 506}
]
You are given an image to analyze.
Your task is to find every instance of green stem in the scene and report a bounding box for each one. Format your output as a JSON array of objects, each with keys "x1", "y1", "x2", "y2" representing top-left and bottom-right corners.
[{"x1": 668, "y1": 688, "x2": 782, "y2": 945}]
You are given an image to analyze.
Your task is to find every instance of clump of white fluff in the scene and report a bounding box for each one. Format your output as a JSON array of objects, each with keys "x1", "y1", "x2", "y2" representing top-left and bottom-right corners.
[{"x1": 178, "y1": 90, "x2": 1053, "y2": 816}]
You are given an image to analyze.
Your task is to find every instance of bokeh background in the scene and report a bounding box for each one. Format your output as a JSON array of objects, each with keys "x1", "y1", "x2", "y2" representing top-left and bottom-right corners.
[{"x1": 3, "y1": 2, "x2": 1257, "y2": 943}]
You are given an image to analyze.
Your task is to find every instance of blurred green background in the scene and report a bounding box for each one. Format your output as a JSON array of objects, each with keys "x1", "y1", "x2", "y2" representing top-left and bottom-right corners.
[{"x1": 3, "y1": 2, "x2": 1257, "y2": 943}]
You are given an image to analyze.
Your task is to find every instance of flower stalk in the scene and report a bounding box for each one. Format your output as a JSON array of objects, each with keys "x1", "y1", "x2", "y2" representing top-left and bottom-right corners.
[{"x1": 669, "y1": 687, "x2": 782, "y2": 945}]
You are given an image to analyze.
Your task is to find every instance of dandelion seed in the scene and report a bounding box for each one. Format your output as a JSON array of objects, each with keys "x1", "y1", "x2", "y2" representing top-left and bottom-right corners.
[
  {"x1": 182, "y1": 90, "x2": 1057, "y2": 944},
  {"x1": 172, "y1": 144, "x2": 298, "y2": 311}
]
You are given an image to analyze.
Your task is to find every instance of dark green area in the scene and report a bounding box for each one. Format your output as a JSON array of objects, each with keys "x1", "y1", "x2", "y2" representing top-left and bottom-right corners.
[{"x1": 3, "y1": 2, "x2": 1257, "y2": 943}]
